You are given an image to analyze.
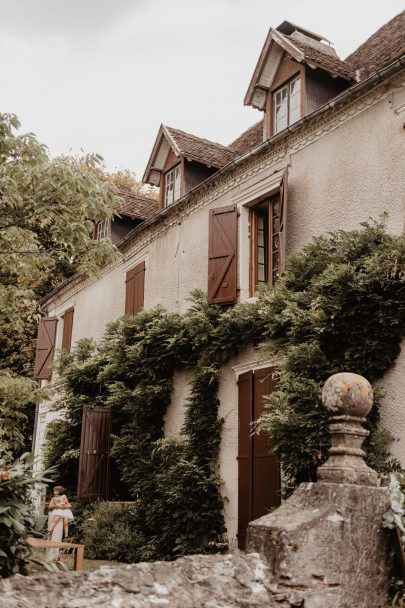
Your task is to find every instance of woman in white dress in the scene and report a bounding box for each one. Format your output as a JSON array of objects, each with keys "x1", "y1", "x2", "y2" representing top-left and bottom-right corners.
[{"x1": 48, "y1": 485, "x2": 74, "y2": 539}]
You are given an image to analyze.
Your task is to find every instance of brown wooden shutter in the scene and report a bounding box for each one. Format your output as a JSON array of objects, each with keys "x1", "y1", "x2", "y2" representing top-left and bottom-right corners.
[
  {"x1": 33, "y1": 317, "x2": 58, "y2": 380},
  {"x1": 279, "y1": 167, "x2": 288, "y2": 275},
  {"x1": 77, "y1": 406, "x2": 112, "y2": 501},
  {"x1": 125, "y1": 261, "x2": 145, "y2": 315},
  {"x1": 61, "y1": 307, "x2": 74, "y2": 353},
  {"x1": 208, "y1": 204, "x2": 237, "y2": 304},
  {"x1": 252, "y1": 368, "x2": 281, "y2": 519},
  {"x1": 237, "y1": 367, "x2": 281, "y2": 549},
  {"x1": 237, "y1": 370, "x2": 253, "y2": 550}
]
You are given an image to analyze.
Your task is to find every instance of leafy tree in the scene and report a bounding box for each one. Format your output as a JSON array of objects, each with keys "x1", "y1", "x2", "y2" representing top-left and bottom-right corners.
[
  {"x1": 103, "y1": 169, "x2": 159, "y2": 200},
  {"x1": 0, "y1": 112, "x2": 119, "y2": 461}
]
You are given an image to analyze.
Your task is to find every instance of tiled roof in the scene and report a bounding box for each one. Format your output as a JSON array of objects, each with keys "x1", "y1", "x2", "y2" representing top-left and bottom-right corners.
[
  {"x1": 229, "y1": 119, "x2": 264, "y2": 155},
  {"x1": 166, "y1": 127, "x2": 238, "y2": 168},
  {"x1": 115, "y1": 191, "x2": 159, "y2": 221},
  {"x1": 345, "y1": 10, "x2": 405, "y2": 80},
  {"x1": 290, "y1": 37, "x2": 356, "y2": 81}
]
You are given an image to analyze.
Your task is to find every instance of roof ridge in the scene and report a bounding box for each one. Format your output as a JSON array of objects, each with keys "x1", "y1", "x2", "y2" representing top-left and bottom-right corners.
[{"x1": 165, "y1": 125, "x2": 234, "y2": 151}]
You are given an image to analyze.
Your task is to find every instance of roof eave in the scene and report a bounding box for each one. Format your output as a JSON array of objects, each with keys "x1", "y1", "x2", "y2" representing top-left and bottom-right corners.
[{"x1": 244, "y1": 29, "x2": 305, "y2": 108}]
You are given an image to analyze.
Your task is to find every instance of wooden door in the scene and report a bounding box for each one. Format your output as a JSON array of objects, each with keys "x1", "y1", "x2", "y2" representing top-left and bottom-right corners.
[
  {"x1": 237, "y1": 367, "x2": 281, "y2": 549},
  {"x1": 77, "y1": 406, "x2": 112, "y2": 501}
]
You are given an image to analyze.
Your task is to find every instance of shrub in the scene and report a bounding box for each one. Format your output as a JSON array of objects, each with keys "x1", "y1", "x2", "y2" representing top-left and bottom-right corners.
[
  {"x1": 81, "y1": 501, "x2": 140, "y2": 562},
  {"x1": 0, "y1": 454, "x2": 49, "y2": 578}
]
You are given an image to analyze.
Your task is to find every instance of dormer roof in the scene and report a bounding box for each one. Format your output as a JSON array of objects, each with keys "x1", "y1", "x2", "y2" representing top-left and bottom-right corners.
[
  {"x1": 143, "y1": 124, "x2": 238, "y2": 186},
  {"x1": 245, "y1": 24, "x2": 356, "y2": 110}
]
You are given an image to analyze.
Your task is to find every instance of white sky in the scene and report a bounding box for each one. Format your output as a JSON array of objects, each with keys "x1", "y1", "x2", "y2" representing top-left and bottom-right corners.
[{"x1": 0, "y1": 0, "x2": 403, "y2": 177}]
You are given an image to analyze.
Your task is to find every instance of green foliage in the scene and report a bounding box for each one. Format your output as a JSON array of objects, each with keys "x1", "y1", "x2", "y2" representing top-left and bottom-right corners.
[
  {"x1": 257, "y1": 219, "x2": 404, "y2": 484},
  {"x1": 45, "y1": 295, "x2": 260, "y2": 560},
  {"x1": 0, "y1": 112, "x2": 120, "y2": 461},
  {"x1": 0, "y1": 376, "x2": 41, "y2": 464},
  {"x1": 44, "y1": 220, "x2": 404, "y2": 562},
  {"x1": 0, "y1": 454, "x2": 49, "y2": 579},
  {"x1": 81, "y1": 501, "x2": 140, "y2": 562}
]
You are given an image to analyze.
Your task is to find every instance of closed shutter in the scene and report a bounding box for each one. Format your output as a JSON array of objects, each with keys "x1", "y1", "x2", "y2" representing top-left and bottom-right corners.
[
  {"x1": 61, "y1": 307, "x2": 74, "y2": 352},
  {"x1": 125, "y1": 261, "x2": 145, "y2": 315},
  {"x1": 237, "y1": 371, "x2": 253, "y2": 550},
  {"x1": 33, "y1": 317, "x2": 58, "y2": 380},
  {"x1": 237, "y1": 367, "x2": 281, "y2": 549},
  {"x1": 279, "y1": 167, "x2": 288, "y2": 275},
  {"x1": 77, "y1": 406, "x2": 112, "y2": 501},
  {"x1": 252, "y1": 368, "x2": 281, "y2": 519},
  {"x1": 208, "y1": 204, "x2": 237, "y2": 304}
]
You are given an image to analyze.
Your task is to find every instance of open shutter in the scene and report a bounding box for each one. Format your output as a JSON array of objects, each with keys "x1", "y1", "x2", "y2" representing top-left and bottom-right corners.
[
  {"x1": 61, "y1": 307, "x2": 74, "y2": 352},
  {"x1": 33, "y1": 317, "x2": 58, "y2": 380},
  {"x1": 125, "y1": 261, "x2": 145, "y2": 315},
  {"x1": 279, "y1": 167, "x2": 288, "y2": 274},
  {"x1": 252, "y1": 368, "x2": 281, "y2": 519},
  {"x1": 237, "y1": 370, "x2": 253, "y2": 549},
  {"x1": 208, "y1": 204, "x2": 237, "y2": 304},
  {"x1": 77, "y1": 406, "x2": 111, "y2": 501}
]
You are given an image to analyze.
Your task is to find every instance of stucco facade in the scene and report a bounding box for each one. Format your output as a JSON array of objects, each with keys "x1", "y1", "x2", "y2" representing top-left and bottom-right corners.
[{"x1": 32, "y1": 23, "x2": 405, "y2": 548}]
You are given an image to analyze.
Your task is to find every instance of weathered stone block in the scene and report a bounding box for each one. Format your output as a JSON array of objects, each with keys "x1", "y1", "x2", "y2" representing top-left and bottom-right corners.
[{"x1": 247, "y1": 481, "x2": 391, "y2": 608}]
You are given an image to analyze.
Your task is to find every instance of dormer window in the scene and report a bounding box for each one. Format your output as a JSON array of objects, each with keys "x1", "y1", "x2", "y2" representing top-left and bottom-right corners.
[
  {"x1": 165, "y1": 165, "x2": 181, "y2": 206},
  {"x1": 273, "y1": 75, "x2": 301, "y2": 134}
]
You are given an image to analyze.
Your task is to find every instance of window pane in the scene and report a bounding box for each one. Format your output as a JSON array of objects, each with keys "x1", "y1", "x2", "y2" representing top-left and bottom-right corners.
[
  {"x1": 258, "y1": 247, "x2": 265, "y2": 264},
  {"x1": 289, "y1": 76, "x2": 301, "y2": 124},
  {"x1": 258, "y1": 265, "x2": 265, "y2": 282},
  {"x1": 174, "y1": 166, "x2": 181, "y2": 202},
  {"x1": 274, "y1": 85, "x2": 288, "y2": 134}
]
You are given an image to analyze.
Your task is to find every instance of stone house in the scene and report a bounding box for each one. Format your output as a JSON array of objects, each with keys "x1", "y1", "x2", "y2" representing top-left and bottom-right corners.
[{"x1": 32, "y1": 12, "x2": 405, "y2": 549}]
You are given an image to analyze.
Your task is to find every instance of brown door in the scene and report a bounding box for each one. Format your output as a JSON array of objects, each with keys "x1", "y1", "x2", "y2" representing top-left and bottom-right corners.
[
  {"x1": 77, "y1": 406, "x2": 112, "y2": 501},
  {"x1": 237, "y1": 367, "x2": 281, "y2": 549}
]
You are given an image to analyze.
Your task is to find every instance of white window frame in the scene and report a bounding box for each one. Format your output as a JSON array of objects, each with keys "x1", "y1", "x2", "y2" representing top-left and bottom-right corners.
[
  {"x1": 164, "y1": 165, "x2": 181, "y2": 206},
  {"x1": 95, "y1": 219, "x2": 110, "y2": 240},
  {"x1": 273, "y1": 75, "x2": 301, "y2": 134}
]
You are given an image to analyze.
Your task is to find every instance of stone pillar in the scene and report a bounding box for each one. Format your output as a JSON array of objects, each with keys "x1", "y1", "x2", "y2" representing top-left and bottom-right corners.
[{"x1": 247, "y1": 372, "x2": 391, "y2": 608}]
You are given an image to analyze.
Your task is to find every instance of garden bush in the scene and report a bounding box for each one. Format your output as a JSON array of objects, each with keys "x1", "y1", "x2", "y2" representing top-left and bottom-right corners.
[
  {"x1": 0, "y1": 454, "x2": 49, "y2": 578},
  {"x1": 81, "y1": 501, "x2": 140, "y2": 562}
]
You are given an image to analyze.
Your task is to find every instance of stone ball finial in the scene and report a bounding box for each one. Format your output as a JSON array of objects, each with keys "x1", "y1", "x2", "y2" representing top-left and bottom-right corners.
[{"x1": 322, "y1": 372, "x2": 373, "y2": 419}]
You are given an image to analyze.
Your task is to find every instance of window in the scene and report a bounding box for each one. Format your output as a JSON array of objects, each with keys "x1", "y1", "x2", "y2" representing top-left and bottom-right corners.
[
  {"x1": 164, "y1": 165, "x2": 181, "y2": 206},
  {"x1": 249, "y1": 193, "x2": 281, "y2": 293},
  {"x1": 273, "y1": 75, "x2": 301, "y2": 134},
  {"x1": 95, "y1": 219, "x2": 110, "y2": 240}
]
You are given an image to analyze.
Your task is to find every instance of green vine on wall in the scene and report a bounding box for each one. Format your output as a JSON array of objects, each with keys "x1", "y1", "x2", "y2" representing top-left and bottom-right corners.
[{"x1": 44, "y1": 219, "x2": 405, "y2": 561}]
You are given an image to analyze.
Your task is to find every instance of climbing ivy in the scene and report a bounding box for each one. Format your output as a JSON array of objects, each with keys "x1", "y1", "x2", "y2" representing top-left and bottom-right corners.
[
  {"x1": 256, "y1": 219, "x2": 404, "y2": 485},
  {"x1": 44, "y1": 219, "x2": 404, "y2": 561},
  {"x1": 45, "y1": 295, "x2": 260, "y2": 560}
]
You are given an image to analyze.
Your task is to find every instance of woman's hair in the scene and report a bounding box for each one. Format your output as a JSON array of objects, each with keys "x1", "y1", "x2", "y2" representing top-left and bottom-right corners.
[{"x1": 53, "y1": 485, "x2": 66, "y2": 494}]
